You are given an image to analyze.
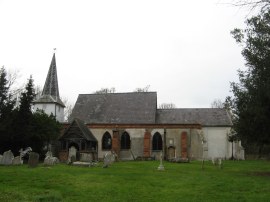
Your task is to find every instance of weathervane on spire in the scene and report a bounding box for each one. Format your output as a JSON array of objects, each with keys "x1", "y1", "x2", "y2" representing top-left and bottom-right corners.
[{"x1": 53, "y1": 48, "x2": 57, "y2": 53}]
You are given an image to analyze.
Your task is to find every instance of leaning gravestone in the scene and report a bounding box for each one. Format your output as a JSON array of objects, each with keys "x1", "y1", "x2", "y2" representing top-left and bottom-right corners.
[
  {"x1": 103, "y1": 153, "x2": 112, "y2": 168},
  {"x1": 28, "y1": 152, "x2": 39, "y2": 168},
  {"x1": 0, "y1": 150, "x2": 14, "y2": 165}
]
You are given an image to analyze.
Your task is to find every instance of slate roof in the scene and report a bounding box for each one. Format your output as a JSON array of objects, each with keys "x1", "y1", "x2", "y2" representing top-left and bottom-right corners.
[
  {"x1": 70, "y1": 92, "x2": 157, "y2": 124},
  {"x1": 34, "y1": 53, "x2": 65, "y2": 107},
  {"x1": 156, "y1": 108, "x2": 232, "y2": 126}
]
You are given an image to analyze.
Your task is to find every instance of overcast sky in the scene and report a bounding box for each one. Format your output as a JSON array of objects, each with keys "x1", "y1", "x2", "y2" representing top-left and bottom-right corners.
[{"x1": 0, "y1": 0, "x2": 248, "y2": 107}]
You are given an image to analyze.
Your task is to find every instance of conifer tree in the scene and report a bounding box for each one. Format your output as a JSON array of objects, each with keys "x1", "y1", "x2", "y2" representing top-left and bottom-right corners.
[
  {"x1": 11, "y1": 76, "x2": 36, "y2": 153},
  {"x1": 0, "y1": 67, "x2": 16, "y2": 153},
  {"x1": 230, "y1": 9, "x2": 270, "y2": 156}
]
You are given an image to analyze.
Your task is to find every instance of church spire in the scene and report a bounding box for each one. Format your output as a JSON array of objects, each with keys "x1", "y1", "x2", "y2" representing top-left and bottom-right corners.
[{"x1": 42, "y1": 53, "x2": 60, "y2": 98}]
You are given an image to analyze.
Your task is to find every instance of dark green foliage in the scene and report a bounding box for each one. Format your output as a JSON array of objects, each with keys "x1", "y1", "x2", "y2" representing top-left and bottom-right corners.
[
  {"x1": 28, "y1": 110, "x2": 61, "y2": 155},
  {"x1": 0, "y1": 73, "x2": 61, "y2": 155},
  {"x1": 10, "y1": 76, "x2": 36, "y2": 154},
  {"x1": 0, "y1": 67, "x2": 16, "y2": 153},
  {"x1": 230, "y1": 9, "x2": 270, "y2": 156}
]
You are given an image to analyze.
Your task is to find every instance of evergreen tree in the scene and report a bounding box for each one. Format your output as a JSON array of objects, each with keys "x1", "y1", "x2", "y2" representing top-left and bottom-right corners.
[
  {"x1": 230, "y1": 9, "x2": 270, "y2": 156},
  {"x1": 11, "y1": 76, "x2": 35, "y2": 153},
  {"x1": 0, "y1": 67, "x2": 16, "y2": 153},
  {"x1": 28, "y1": 110, "x2": 61, "y2": 155}
]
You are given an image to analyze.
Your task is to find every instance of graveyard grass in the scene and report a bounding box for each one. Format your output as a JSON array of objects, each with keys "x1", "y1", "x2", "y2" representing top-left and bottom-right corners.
[{"x1": 0, "y1": 160, "x2": 270, "y2": 202}]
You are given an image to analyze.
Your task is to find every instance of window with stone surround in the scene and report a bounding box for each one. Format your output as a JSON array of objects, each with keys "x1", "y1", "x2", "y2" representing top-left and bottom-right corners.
[
  {"x1": 152, "y1": 132, "x2": 162, "y2": 151},
  {"x1": 121, "y1": 132, "x2": 130, "y2": 150},
  {"x1": 102, "y1": 132, "x2": 112, "y2": 150}
]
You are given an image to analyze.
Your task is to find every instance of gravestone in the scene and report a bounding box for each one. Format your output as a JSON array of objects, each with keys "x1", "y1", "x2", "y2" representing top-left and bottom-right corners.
[
  {"x1": 0, "y1": 150, "x2": 14, "y2": 165},
  {"x1": 12, "y1": 156, "x2": 23, "y2": 165},
  {"x1": 80, "y1": 153, "x2": 92, "y2": 162},
  {"x1": 44, "y1": 151, "x2": 59, "y2": 166},
  {"x1": 103, "y1": 153, "x2": 112, "y2": 168},
  {"x1": 67, "y1": 146, "x2": 77, "y2": 164},
  {"x1": 28, "y1": 152, "x2": 39, "y2": 168},
  {"x1": 0, "y1": 155, "x2": 3, "y2": 163}
]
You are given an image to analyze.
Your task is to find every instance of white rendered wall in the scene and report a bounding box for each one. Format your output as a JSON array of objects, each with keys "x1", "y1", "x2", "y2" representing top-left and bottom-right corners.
[
  {"x1": 202, "y1": 127, "x2": 231, "y2": 159},
  {"x1": 33, "y1": 103, "x2": 65, "y2": 122}
]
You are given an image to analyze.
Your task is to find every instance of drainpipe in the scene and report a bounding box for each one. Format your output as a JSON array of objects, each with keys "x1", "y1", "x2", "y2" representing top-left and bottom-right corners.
[{"x1": 164, "y1": 128, "x2": 167, "y2": 160}]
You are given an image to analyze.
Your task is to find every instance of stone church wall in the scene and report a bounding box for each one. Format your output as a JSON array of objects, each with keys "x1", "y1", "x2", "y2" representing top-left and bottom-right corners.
[{"x1": 88, "y1": 126, "x2": 238, "y2": 160}]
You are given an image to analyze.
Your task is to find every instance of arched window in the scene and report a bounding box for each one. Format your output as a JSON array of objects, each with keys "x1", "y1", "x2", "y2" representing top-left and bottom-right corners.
[
  {"x1": 152, "y1": 132, "x2": 163, "y2": 150},
  {"x1": 121, "y1": 132, "x2": 130, "y2": 149},
  {"x1": 102, "y1": 132, "x2": 112, "y2": 150}
]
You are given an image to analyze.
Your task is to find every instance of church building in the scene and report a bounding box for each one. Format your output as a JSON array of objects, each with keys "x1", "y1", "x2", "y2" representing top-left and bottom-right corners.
[{"x1": 33, "y1": 53, "x2": 245, "y2": 162}]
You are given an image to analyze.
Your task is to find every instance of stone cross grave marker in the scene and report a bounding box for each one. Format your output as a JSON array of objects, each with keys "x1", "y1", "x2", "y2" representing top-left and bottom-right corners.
[{"x1": 157, "y1": 151, "x2": 165, "y2": 171}]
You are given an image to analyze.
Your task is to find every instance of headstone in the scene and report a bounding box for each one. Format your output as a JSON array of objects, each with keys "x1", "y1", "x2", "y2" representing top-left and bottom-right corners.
[
  {"x1": 103, "y1": 153, "x2": 112, "y2": 168},
  {"x1": 67, "y1": 146, "x2": 77, "y2": 164},
  {"x1": 157, "y1": 151, "x2": 165, "y2": 171},
  {"x1": 28, "y1": 152, "x2": 39, "y2": 168},
  {"x1": 44, "y1": 150, "x2": 59, "y2": 166},
  {"x1": 0, "y1": 150, "x2": 14, "y2": 165},
  {"x1": 80, "y1": 153, "x2": 92, "y2": 162},
  {"x1": 0, "y1": 155, "x2": 3, "y2": 163},
  {"x1": 12, "y1": 156, "x2": 23, "y2": 165},
  {"x1": 44, "y1": 156, "x2": 59, "y2": 166}
]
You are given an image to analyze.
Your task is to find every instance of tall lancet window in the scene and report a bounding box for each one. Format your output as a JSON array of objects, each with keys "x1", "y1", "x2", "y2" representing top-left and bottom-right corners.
[
  {"x1": 121, "y1": 132, "x2": 131, "y2": 150},
  {"x1": 102, "y1": 132, "x2": 112, "y2": 150},
  {"x1": 152, "y1": 132, "x2": 163, "y2": 151}
]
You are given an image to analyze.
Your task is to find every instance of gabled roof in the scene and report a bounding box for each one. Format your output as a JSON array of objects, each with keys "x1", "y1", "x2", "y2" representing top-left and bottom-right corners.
[
  {"x1": 60, "y1": 118, "x2": 97, "y2": 142},
  {"x1": 34, "y1": 53, "x2": 65, "y2": 107},
  {"x1": 70, "y1": 92, "x2": 157, "y2": 124},
  {"x1": 156, "y1": 108, "x2": 232, "y2": 126}
]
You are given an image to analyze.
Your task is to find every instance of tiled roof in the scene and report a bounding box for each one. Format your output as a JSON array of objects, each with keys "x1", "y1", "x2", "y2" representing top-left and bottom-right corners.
[
  {"x1": 156, "y1": 108, "x2": 232, "y2": 126},
  {"x1": 60, "y1": 118, "x2": 97, "y2": 142},
  {"x1": 70, "y1": 92, "x2": 157, "y2": 124}
]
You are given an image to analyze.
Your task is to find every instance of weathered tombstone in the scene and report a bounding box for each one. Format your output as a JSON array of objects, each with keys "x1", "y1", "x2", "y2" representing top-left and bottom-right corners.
[
  {"x1": 103, "y1": 153, "x2": 112, "y2": 168},
  {"x1": 157, "y1": 151, "x2": 165, "y2": 171},
  {"x1": 0, "y1": 150, "x2": 14, "y2": 165},
  {"x1": 0, "y1": 155, "x2": 3, "y2": 164},
  {"x1": 12, "y1": 156, "x2": 23, "y2": 165},
  {"x1": 80, "y1": 153, "x2": 92, "y2": 162},
  {"x1": 44, "y1": 151, "x2": 59, "y2": 166},
  {"x1": 28, "y1": 152, "x2": 39, "y2": 168},
  {"x1": 67, "y1": 146, "x2": 77, "y2": 164}
]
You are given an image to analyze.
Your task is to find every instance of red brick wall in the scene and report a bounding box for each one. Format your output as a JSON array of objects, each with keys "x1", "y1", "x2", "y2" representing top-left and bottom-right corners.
[
  {"x1": 143, "y1": 131, "x2": 151, "y2": 157},
  {"x1": 181, "y1": 132, "x2": 188, "y2": 159}
]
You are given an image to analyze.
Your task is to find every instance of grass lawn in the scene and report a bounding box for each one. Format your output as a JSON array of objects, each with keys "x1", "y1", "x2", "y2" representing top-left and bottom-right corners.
[{"x1": 0, "y1": 160, "x2": 270, "y2": 202}]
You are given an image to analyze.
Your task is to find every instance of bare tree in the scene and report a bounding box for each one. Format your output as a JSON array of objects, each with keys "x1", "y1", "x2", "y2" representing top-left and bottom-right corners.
[
  {"x1": 6, "y1": 68, "x2": 23, "y2": 98},
  {"x1": 134, "y1": 85, "x2": 150, "y2": 92},
  {"x1": 158, "y1": 103, "x2": 176, "y2": 109},
  {"x1": 94, "y1": 87, "x2": 116, "y2": 94},
  {"x1": 61, "y1": 96, "x2": 74, "y2": 122},
  {"x1": 210, "y1": 99, "x2": 225, "y2": 108},
  {"x1": 231, "y1": 0, "x2": 270, "y2": 12}
]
